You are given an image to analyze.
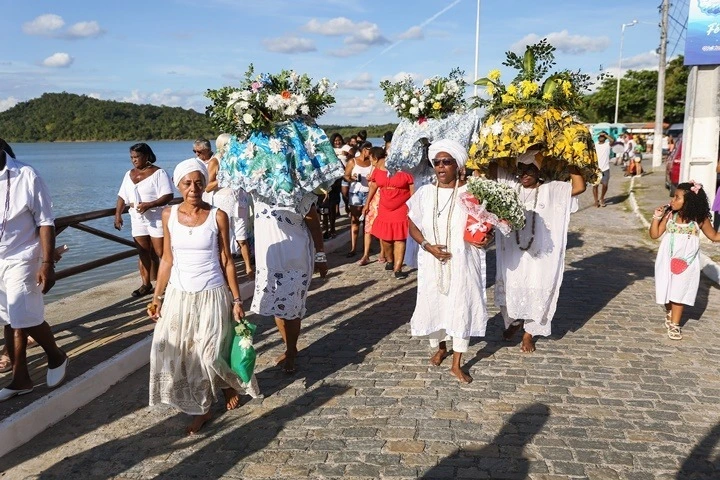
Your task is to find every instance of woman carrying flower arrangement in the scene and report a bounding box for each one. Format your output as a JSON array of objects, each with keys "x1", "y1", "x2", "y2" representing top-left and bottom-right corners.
[
  {"x1": 469, "y1": 40, "x2": 595, "y2": 352},
  {"x1": 407, "y1": 139, "x2": 493, "y2": 383}
]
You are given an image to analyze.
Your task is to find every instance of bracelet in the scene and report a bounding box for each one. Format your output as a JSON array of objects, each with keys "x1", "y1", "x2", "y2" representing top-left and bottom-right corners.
[
  {"x1": 154, "y1": 294, "x2": 165, "y2": 301},
  {"x1": 232, "y1": 297, "x2": 242, "y2": 304},
  {"x1": 41, "y1": 260, "x2": 54, "y2": 265},
  {"x1": 421, "y1": 240, "x2": 429, "y2": 251},
  {"x1": 314, "y1": 252, "x2": 327, "y2": 263},
  {"x1": 652, "y1": 215, "x2": 663, "y2": 221}
]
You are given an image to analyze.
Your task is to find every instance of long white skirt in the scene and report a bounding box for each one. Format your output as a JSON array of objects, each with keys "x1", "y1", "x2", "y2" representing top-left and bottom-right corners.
[{"x1": 149, "y1": 284, "x2": 261, "y2": 415}]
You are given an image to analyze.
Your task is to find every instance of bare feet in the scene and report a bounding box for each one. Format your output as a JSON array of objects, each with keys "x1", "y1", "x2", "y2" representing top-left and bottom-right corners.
[
  {"x1": 186, "y1": 411, "x2": 212, "y2": 435},
  {"x1": 223, "y1": 388, "x2": 241, "y2": 411},
  {"x1": 275, "y1": 352, "x2": 286, "y2": 366},
  {"x1": 520, "y1": 333, "x2": 536, "y2": 353},
  {"x1": 450, "y1": 365, "x2": 473, "y2": 383},
  {"x1": 283, "y1": 354, "x2": 297, "y2": 374},
  {"x1": 503, "y1": 322, "x2": 523, "y2": 341},
  {"x1": 430, "y1": 349, "x2": 448, "y2": 366}
]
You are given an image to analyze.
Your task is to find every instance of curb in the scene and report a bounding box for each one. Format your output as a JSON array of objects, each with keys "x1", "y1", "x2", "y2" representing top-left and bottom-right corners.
[
  {"x1": 627, "y1": 176, "x2": 720, "y2": 284},
  {"x1": 0, "y1": 231, "x2": 350, "y2": 458}
]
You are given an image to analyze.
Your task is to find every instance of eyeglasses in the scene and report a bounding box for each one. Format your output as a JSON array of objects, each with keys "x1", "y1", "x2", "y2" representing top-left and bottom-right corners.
[{"x1": 432, "y1": 157, "x2": 455, "y2": 166}]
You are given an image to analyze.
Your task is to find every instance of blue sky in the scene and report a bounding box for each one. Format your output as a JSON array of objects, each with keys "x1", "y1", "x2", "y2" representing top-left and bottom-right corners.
[{"x1": 1, "y1": 0, "x2": 688, "y2": 125}]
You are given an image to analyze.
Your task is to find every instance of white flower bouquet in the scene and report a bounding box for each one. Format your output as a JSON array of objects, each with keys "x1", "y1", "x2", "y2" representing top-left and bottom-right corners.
[
  {"x1": 206, "y1": 64, "x2": 337, "y2": 140},
  {"x1": 380, "y1": 68, "x2": 468, "y2": 122},
  {"x1": 460, "y1": 177, "x2": 526, "y2": 242}
]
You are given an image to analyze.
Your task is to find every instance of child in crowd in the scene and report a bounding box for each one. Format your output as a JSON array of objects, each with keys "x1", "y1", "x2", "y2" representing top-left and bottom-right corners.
[{"x1": 650, "y1": 181, "x2": 720, "y2": 340}]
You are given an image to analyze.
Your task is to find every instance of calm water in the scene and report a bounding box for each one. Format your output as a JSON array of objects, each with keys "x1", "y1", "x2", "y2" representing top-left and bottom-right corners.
[
  {"x1": 12, "y1": 138, "x2": 381, "y2": 303},
  {"x1": 12, "y1": 141, "x2": 192, "y2": 303}
]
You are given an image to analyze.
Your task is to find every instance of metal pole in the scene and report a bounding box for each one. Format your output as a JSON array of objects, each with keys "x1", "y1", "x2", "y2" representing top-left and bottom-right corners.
[
  {"x1": 652, "y1": 0, "x2": 670, "y2": 169},
  {"x1": 613, "y1": 24, "x2": 625, "y2": 124},
  {"x1": 473, "y1": 0, "x2": 480, "y2": 97}
]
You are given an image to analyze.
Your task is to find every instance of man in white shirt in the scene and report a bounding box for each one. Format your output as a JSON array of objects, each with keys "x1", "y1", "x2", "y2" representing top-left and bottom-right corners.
[
  {"x1": 593, "y1": 132, "x2": 612, "y2": 207},
  {"x1": 0, "y1": 139, "x2": 68, "y2": 401}
]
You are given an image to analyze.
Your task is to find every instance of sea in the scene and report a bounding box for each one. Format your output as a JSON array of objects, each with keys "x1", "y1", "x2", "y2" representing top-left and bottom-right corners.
[{"x1": 12, "y1": 138, "x2": 382, "y2": 303}]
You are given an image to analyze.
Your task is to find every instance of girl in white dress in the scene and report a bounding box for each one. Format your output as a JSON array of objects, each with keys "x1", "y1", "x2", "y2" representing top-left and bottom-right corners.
[
  {"x1": 407, "y1": 139, "x2": 492, "y2": 384},
  {"x1": 650, "y1": 181, "x2": 720, "y2": 340},
  {"x1": 147, "y1": 158, "x2": 260, "y2": 435}
]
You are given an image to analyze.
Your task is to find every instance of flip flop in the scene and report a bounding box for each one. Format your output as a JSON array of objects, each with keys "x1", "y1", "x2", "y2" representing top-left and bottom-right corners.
[{"x1": 0, "y1": 354, "x2": 11, "y2": 374}]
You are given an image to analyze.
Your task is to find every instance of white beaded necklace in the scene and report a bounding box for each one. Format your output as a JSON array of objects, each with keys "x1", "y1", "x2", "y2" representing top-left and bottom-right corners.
[{"x1": 432, "y1": 181, "x2": 458, "y2": 295}]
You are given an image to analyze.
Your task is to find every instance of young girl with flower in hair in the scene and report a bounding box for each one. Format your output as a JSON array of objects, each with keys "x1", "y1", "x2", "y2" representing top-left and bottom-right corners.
[{"x1": 650, "y1": 181, "x2": 720, "y2": 340}]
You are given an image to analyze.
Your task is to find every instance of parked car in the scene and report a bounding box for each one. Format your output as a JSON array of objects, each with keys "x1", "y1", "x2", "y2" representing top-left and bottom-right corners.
[{"x1": 665, "y1": 138, "x2": 681, "y2": 196}]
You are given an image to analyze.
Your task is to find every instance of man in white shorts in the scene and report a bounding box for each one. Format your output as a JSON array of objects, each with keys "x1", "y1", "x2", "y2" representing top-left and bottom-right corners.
[
  {"x1": 593, "y1": 132, "x2": 612, "y2": 207},
  {"x1": 0, "y1": 139, "x2": 68, "y2": 401}
]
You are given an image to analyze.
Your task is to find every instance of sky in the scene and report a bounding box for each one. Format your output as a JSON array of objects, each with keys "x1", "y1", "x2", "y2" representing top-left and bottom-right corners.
[{"x1": 1, "y1": 0, "x2": 689, "y2": 126}]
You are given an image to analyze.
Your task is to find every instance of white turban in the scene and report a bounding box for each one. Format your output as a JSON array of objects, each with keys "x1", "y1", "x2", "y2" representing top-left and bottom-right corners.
[
  {"x1": 428, "y1": 139, "x2": 468, "y2": 167},
  {"x1": 517, "y1": 149, "x2": 540, "y2": 169},
  {"x1": 173, "y1": 158, "x2": 208, "y2": 187}
]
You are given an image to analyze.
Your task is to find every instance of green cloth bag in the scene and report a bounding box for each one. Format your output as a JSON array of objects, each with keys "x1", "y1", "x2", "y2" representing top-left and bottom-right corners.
[{"x1": 230, "y1": 319, "x2": 257, "y2": 384}]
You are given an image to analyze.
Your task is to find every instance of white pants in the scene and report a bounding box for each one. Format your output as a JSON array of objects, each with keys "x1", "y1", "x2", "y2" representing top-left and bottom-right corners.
[
  {"x1": 0, "y1": 258, "x2": 45, "y2": 329},
  {"x1": 428, "y1": 330, "x2": 470, "y2": 353}
]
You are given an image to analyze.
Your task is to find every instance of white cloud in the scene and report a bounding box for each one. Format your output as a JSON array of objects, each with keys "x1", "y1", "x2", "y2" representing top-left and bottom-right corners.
[
  {"x1": 340, "y1": 72, "x2": 374, "y2": 90},
  {"x1": 120, "y1": 89, "x2": 204, "y2": 110},
  {"x1": 23, "y1": 14, "x2": 65, "y2": 35},
  {"x1": 0, "y1": 96, "x2": 20, "y2": 112},
  {"x1": 87, "y1": 93, "x2": 102, "y2": 100},
  {"x1": 399, "y1": 26, "x2": 423, "y2": 40},
  {"x1": 42, "y1": 53, "x2": 74, "y2": 68},
  {"x1": 381, "y1": 71, "x2": 419, "y2": 82},
  {"x1": 512, "y1": 30, "x2": 610, "y2": 55},
  {"x1": 22, "y1": 14, "x2": 104, "y2": 39},
  {"x1": 262, "y1": 36, "x2": 317, "y2": 53},
  {"x1": 304, "y1": 17, "x2": 354, "y2": 36},
  {"x1": 621, "y1": 50, "x2": 660, "y2": 69},
  {"x1": 65, "y1": 21, "x2": 104, "y2": 39},
  {"x1": 331, "y1": 94, "x2": 380, "y2": 118},
  {"x1": 304, "y1": 17, "x2": 388, "y2": 56}
]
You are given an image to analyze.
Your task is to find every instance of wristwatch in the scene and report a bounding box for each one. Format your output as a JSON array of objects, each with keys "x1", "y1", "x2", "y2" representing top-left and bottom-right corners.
[{"x1": 421, "y1": 240, "x2": 430, "y2": 251}]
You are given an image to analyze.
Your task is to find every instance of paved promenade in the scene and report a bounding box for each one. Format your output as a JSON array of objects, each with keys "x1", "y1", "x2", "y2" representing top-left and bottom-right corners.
[{"x1": 2, "y1": 165, "x2": 720, "y2": 479}]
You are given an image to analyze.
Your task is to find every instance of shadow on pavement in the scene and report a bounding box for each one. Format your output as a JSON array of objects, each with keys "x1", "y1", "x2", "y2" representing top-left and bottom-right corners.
[
  {"x1": 552, "y1": 245, "x2": 654, "y2": 339},
  {"x1": 677, "y1": 421, "x2": 720, "y2": 479},
  {"x1": 421, "y1": 403, "x2": 550, "y2": 479}
]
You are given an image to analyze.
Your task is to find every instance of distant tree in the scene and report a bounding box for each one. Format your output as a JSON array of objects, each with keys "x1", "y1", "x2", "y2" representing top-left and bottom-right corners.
[{"x1": 580, "y1": 56, "x2": 689, "y2": 124}]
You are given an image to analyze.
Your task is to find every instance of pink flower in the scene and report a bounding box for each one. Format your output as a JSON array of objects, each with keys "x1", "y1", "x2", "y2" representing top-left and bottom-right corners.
[{"x1": 251, "y1": 82, "x2": 261, "y2": 92}]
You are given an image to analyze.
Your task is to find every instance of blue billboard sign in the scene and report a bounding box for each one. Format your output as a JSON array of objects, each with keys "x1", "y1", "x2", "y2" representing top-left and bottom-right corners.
[{"x1": 685, "y1": 1, "x2": 720, "y2": 65}]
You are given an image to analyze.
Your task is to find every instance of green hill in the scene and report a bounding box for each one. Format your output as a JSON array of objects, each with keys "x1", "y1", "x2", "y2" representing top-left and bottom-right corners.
[{"x1": 0, "y1": 92, "x2": 214, "y2": 142}]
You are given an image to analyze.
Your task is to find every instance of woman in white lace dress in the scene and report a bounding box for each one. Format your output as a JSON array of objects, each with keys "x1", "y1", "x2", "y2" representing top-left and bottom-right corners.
[
  {"x1": 147, "y1": 158, "x2": 260, "y2": 435},
  {"x1": 251, "y1": 193, "x2": 327, "y2": 374},
  {"x1": 492, "y1": 151, "x2": 585, "y2": 353}
]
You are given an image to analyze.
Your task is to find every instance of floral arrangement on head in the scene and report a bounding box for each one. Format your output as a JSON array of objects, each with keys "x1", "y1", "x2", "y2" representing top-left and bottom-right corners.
[
  {"x1": 380, "y1": 68, "x2": 468, "y2": 123},
  {"x1": 205, "y1": 64, "x2": 337, "y2": 140},
  {"x1": 468, "y1": 39, "x2": 599, "y2": 183}
]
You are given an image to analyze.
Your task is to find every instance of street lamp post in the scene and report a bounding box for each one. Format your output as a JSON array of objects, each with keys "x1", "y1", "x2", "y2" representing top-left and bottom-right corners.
[{"x1": 613, "y1": 20, "x2": 638, "y2": 124}]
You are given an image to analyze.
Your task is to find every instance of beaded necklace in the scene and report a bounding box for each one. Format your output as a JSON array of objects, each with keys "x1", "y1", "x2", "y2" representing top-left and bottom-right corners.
[
  {"x1": 515, "y1": 183, "x2": 539, "y2": 251},
  {"x1": 432, "y1": 181, "x2": 458, "y2": 294},
  {"x1": 0, "y1": 169, "x2": 9, "y2": 242}
]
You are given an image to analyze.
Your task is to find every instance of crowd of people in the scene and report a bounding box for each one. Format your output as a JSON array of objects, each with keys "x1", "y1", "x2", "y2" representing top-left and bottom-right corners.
[{"x1": 3, "y1": 126, "x2": 719, "y2": 436}]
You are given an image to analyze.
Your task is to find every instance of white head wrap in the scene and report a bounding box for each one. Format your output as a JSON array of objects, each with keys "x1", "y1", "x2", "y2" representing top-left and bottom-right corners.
[
  {"x1": 428, "y1": 139, "x2": 468, "y2": 167},
  {"x1": 517, "y1": 150, "x2": 540, "y2": 169},
  {"x1": 173, "y1": 158, "x2": 208, "y2": 187}
]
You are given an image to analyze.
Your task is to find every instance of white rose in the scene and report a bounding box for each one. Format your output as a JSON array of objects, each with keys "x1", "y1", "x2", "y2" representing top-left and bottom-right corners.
[
  {"x1": 300, "y1": 105, "x2": 310, "y2": 115},
  {"x1": 410, "y1": 98, "x2": 418, "y2": 106},
  {"x1": 402, "y1": 94, "x2": 410, "y2": 101},
  {"x1": 409, "y1": 106, "x2": 420, "y2": 116},
  {"x1": 242, "y1": 113, "x2": 253, "y2": 124},
  {"x1": 418, "y1": 102, "x2": 425, "y2": 110}
]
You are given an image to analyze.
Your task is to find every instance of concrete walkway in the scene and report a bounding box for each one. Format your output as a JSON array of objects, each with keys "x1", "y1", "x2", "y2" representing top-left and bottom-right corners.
[{"x1": 2, "y1": 164, "x2": 720, "y2": 479}]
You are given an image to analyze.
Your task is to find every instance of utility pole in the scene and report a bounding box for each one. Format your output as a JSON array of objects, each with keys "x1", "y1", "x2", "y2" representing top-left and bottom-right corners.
[{"x1": 652, "y1": 0, "x2": 670, "y2": 170}]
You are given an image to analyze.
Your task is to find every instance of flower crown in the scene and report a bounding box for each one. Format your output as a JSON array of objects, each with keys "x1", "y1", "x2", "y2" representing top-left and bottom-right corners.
[
  {"x1": 468, "y1": 40, "x2": 599, "y2": 183},
  {"x1": 380, "y1": 68, "x2": 468, "y2": 122},
  {"x1": 205, "y1": 65, "x2": 337, "y2": 140}
]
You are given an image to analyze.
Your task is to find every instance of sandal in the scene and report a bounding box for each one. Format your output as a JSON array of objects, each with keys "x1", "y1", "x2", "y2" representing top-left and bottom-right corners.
[
  {"x1": 664, "y1": 310, "x2": 672, "y2": 329},
  {"x1": 0, "y1": 354, "x2": 11, "y2": 374},
  {"x1": 131, "y1": 284, "x2": 154, "y2": 298},
  {"x1": 384, "y1": 262, "x2": 393, "y2": 271},
  {"x1": 667, "y1": 324, "x2": 682, "y2": 340},
  {"x1": 357, "y1": 257, "x2": 370, "y2": 266},
  {"x1": 345, "y1": 251, "x2": 357, "y2": 258}
]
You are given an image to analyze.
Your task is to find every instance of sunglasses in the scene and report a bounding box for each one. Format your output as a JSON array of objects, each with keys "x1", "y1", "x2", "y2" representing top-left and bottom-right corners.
[
  {"x1": 192, "y1": 149, "x2": 207, "y2": 154},
  {"x1": 517, "y1": 164, "x2": 539, "y2": 175},
  {"x1": 432, "y1": 157, "x2": 455, "y2": 166}
]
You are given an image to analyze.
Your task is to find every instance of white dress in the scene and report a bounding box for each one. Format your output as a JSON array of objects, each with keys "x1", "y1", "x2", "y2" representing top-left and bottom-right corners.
[
  {"x1": 655, "y1": 216, "x2": 701, "y2": 306},
  {"x1": 407, "y1": 184, "x2": 488, "y2": 340},
  {"x1": 149, "y1": 206, "x2": 260, "y2": 415},
  {"x1": 251, "y1": 194, "x2": 315, "y2": 319},
  {"x1": 495, "y1": 171, "x2": 577, "y2": 337}
]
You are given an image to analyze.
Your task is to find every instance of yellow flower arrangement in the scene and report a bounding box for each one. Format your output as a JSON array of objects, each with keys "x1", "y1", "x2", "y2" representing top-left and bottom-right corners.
[{"x1": 468, "y1": 40, "x2": 599, "y2": 183}]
